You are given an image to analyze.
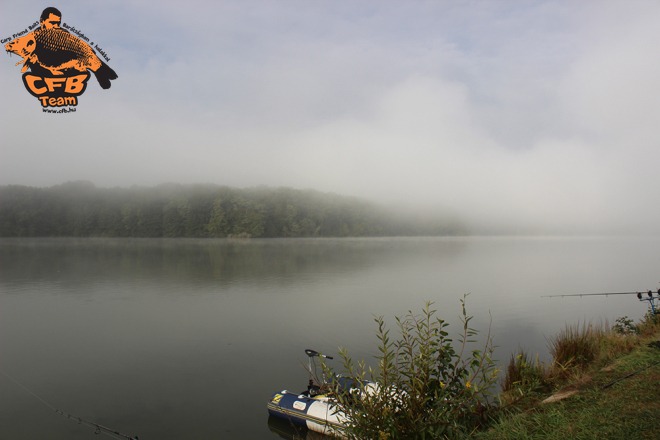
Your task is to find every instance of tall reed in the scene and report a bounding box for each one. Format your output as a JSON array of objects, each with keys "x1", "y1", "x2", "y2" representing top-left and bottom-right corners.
[
  {"x1": 501, "y1": 350, "x2": 549, "y2": 399},
  {"x1": 549, "y1": 322, "x2": 603, "y2": 376}
]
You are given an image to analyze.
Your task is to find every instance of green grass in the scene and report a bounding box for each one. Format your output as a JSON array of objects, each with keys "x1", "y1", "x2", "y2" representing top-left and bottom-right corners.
[{"x1": 476, "y1": 331, "x2": 660, "y2": 440}]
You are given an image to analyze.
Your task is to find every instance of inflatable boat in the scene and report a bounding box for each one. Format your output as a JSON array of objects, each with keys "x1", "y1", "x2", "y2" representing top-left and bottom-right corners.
[
  {"x1": 267, "y1": 388, "x2": 346, "y2": 437},
  {"x1": 267, "y1": 349, "x2": 371, "y2": 437}
]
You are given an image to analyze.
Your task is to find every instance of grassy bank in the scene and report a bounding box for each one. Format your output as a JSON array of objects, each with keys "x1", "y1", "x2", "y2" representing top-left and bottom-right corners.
[
  {"x1": 476, "y1": 315, "x2": 660, "y2": 440},
  {"x1": 319, "y1": 301, "x2": 659, "y2": 439}
]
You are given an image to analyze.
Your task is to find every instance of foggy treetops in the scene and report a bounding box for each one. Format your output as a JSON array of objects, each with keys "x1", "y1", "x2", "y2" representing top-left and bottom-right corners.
[{"x1": 0, "y1": 182, "x2": 463, "y2": 238}]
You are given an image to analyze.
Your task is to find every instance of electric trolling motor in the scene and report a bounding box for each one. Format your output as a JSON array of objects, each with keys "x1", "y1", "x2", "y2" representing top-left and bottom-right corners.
[{"x1": 304, "y1": 349, "x2": 333, "y2": 396}]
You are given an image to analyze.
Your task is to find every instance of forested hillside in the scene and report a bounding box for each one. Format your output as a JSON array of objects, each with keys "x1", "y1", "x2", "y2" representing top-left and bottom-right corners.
[{"x1": 0, "y1": 182, "x2": 463, "y2": 238}]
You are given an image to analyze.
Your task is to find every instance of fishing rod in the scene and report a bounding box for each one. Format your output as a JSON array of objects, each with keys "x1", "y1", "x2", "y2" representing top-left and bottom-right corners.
[
  {"x1": 0, "y1": 369, "x2": 139, "y2": 440},
  {"x1": 542, "y1": 289, "x2": 660, "y2": 315},
  {"x1": 541, "y1": 290, "x2": 656, "y2": 298},
  {"x1": 52, "y1": 410, "x2": 139, "y2": 440}
]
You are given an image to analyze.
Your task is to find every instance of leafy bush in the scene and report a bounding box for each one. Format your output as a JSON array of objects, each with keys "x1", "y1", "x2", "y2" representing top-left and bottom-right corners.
[
  {"x1": 612, "y1": 316, "x2": 639, "y2": 335},
  {"x1": 323, "y1": 296, "x2": 498, "y2": 439}
]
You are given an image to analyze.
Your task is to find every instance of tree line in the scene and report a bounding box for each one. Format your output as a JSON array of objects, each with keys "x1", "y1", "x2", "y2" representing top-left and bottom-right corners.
[{"x1": 0, "y1": 182, "x2": 463, "y2": 238}]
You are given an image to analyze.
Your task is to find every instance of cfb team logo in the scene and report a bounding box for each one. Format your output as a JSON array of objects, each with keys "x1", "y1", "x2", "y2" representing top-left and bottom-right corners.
[{"x1": 3, "y1": 7, "x2": 117, "y2": 111}]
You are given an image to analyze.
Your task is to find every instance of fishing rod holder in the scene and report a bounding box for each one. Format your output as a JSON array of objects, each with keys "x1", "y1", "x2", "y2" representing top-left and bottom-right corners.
[{"x1": 637, "y1": 289, "x2": 660, "y2": 315}]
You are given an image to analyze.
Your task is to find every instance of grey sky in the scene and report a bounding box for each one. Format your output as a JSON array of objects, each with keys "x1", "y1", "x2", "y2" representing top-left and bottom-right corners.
[{"x1": 2, "y1": 1, "x2": 660, "y2": 234}]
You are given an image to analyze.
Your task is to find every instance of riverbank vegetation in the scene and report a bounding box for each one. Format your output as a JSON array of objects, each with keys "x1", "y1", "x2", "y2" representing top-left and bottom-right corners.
[
  {"x1": 324, "y1": 298, "x2": 498, "y2": 439},
  {"x1": 478, "y1": 311, "x2": 660, "y2": 440},
  {"x1": 324, "y1": 301, "x2": 660, "y2": 439},
  {"x1": 0, "y1": 182, "x2": 463, "y2": 238}
]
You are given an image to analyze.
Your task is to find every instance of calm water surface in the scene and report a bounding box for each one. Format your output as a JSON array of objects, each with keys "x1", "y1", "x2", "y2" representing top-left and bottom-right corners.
[{"x1": 0, "y1": 237, "x2": 658, "y2": 439}]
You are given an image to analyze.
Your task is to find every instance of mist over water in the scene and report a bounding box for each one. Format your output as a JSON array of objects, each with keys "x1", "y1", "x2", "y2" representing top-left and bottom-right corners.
[
  {"x1": 1, "y1": 236, "x2": 657, "y2": 439},
  {"x1": 3, "y1": 1, "x2": 660, "y2": 236}
]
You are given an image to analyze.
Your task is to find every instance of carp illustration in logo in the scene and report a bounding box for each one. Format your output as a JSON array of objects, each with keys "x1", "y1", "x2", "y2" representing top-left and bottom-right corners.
[{"x1": 4, "y1": 7, "x2": 117, "y2": 109}]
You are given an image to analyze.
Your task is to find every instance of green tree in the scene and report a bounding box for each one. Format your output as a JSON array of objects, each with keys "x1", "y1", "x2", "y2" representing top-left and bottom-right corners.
[{"x1": 206, "y1": 198, "x2": 229, "y2": 237}]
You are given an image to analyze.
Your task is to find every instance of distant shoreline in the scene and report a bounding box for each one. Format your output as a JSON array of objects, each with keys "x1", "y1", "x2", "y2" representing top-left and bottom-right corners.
[{"x1": 0, "y1": 181, "x2": 464, "y2": 238}]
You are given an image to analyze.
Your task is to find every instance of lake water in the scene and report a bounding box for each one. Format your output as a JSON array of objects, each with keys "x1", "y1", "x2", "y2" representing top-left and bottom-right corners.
[{"x1": 0, "y1": 236, "x2": 658, "y2": 439}]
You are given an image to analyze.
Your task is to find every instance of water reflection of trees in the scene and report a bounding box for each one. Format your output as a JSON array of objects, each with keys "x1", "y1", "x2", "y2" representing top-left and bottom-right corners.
[{"x1": 0, "y1": 238, "x2": 468, "y2": 290}]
